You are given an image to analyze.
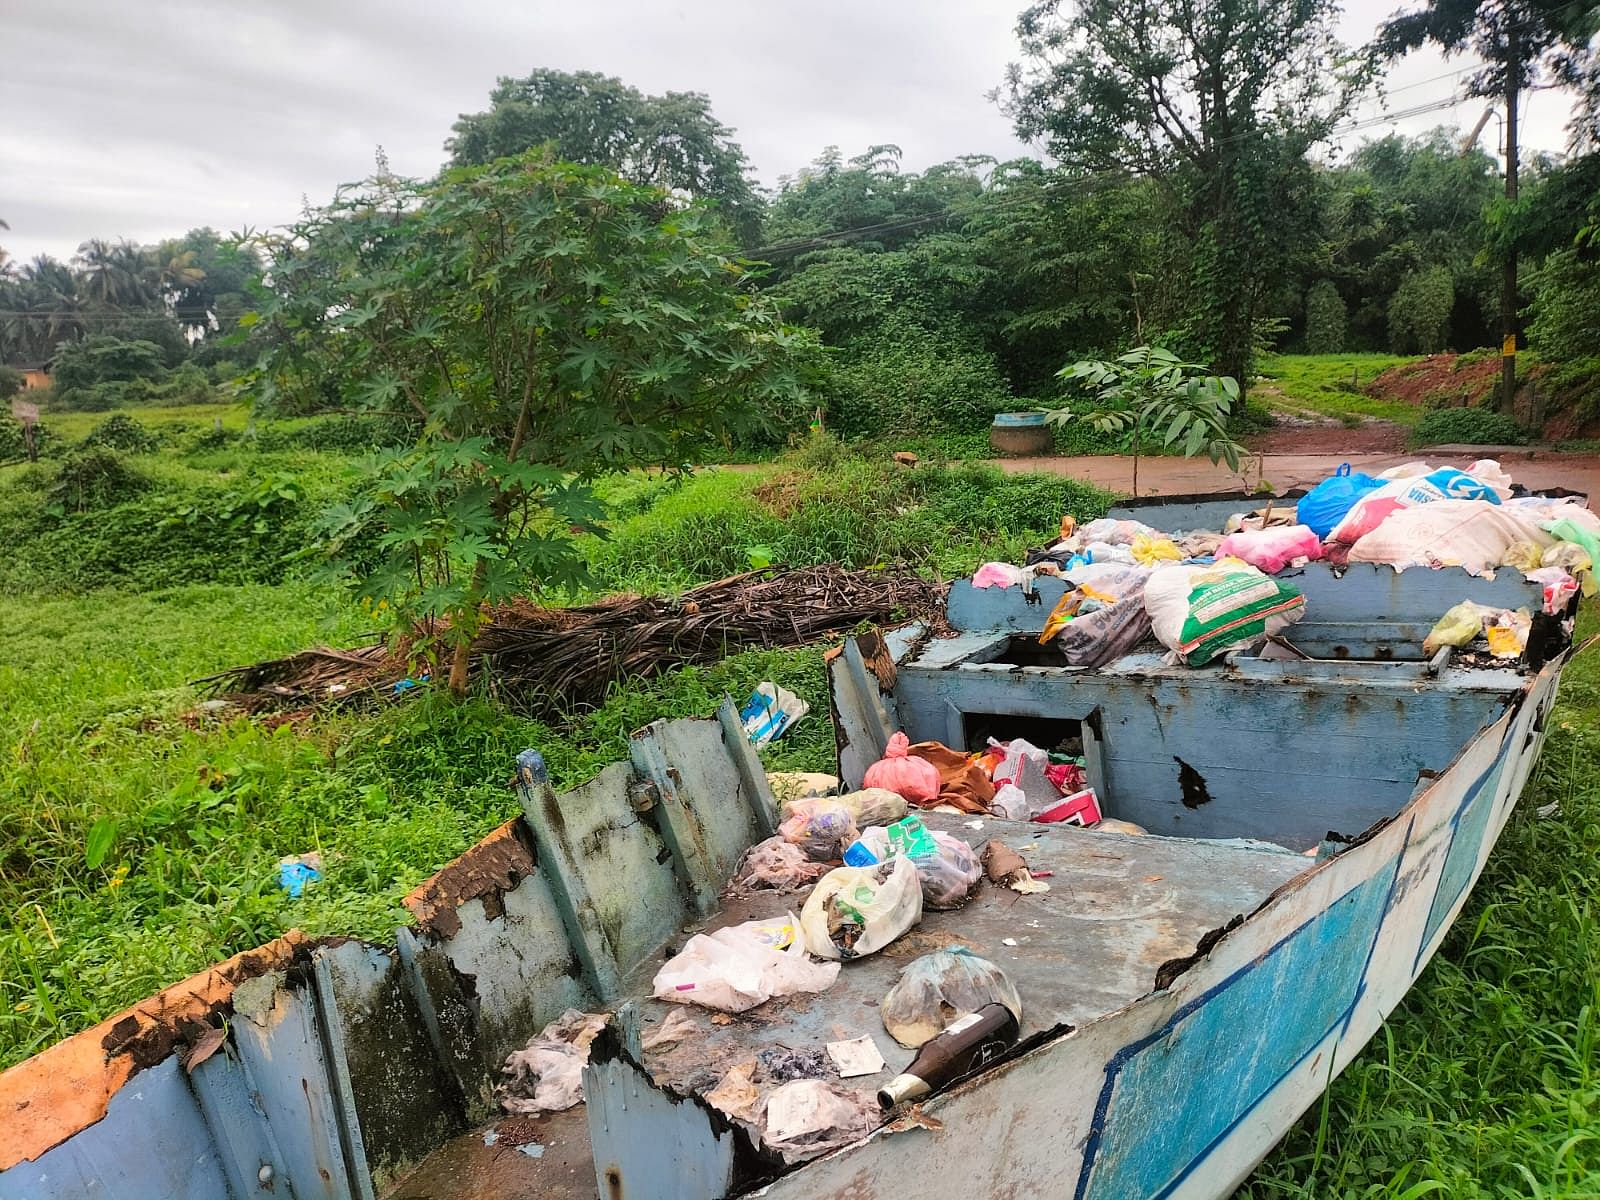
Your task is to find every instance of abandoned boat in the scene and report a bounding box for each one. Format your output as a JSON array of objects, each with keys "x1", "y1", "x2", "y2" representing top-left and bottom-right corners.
[{"x1": 0, "y1": 495, "x2": 1584, "y2": 1200}]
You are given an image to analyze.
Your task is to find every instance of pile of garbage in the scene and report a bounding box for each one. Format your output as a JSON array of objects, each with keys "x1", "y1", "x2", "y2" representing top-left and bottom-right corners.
[{"x1": 969, "y1": 459, "x2": 1595, "y2": 668}]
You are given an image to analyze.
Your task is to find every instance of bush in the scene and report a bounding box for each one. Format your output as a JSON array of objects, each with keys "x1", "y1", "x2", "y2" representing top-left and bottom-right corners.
[
  {"x1": 51, "y1": 335, "x2": 167, "y2": 395},
  {"x1": 45, "y1": 449, "x2": 150, "y2": 513},
  {"x1": 0, "y1": 415, "x2": 60, "y2": 463},
  {"x1": 827, "y1": 327, "x2": 1013, "y2": 438},
  {"x1": 1304, "y1": 280, "x2": 1346, "y2": 355},
  {"x1": 1410, "y1": 406, "x2": 1528, "y2": 448},
  {"x1": 81, "y1": 413, "x2": 161, "y2": 454}
]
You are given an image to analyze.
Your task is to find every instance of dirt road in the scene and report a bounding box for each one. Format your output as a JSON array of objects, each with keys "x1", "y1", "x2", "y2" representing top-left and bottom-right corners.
[{"x1": 989, "y1": 446, "x2": 1600, "y2": 499}]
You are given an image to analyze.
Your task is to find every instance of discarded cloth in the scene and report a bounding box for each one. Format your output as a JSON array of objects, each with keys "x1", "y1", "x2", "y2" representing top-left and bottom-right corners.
[
  {"x1": 906, "y1": 740, "x2": 996, "y2": 814},
  {"x1": 498, "y1": 1009, "x2": 610, "y2": 1115}
]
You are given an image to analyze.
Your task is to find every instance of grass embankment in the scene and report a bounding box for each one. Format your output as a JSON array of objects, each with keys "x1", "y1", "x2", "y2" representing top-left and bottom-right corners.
[
  {"x1": 0, "y1": 427, "x2": 1106, "y2": 1068},
  {"x1": 1257, "y1": 353, "x2": 1424, "y2": 427}
]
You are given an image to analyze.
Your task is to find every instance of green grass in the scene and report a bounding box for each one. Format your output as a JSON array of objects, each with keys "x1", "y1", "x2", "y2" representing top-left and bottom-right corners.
[
  {"x1": 40, "y1": 401, "x2": 251, "y2": 442},
  {"x1": 1258, "y1": 353, "x2": 1424, "y2": 427}
]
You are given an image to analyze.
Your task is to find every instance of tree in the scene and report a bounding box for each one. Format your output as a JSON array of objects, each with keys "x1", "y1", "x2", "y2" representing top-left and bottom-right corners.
[
  {"x1": 1304, "y1": 280, "x2": 1348, "y2": 354},
  {"x1": 74, "y1": 239, "x2": 153, "y2": 308},
  {"x1": 250, "y1": 156, "x2": 818, "y2": 695},
  {"x1": 1388, "y1": 265, "x2": 1456, "y2": 353},
  {"x1": 446, "y1": 69, "x2": 762, "y2": 246},
  {"x1": 1048, "y1": 345, "x2": 1243, "y2": 497},
  {"x1": 1004, "y1": 0, "x2": 1371, "y2": 385}
]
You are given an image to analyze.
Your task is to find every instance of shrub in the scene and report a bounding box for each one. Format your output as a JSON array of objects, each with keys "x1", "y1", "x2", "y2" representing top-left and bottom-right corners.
[
  {"x1": 827, "y1": 327, "x2": 1013, "y2": 438},
  {"x1": 0, "y1": 415, "x2": 60, "y2": 463},
  {"x1": 1410, "y1": 406, "x2": 1528, "y2": 448},
  {"x1": 1304, "y1": 280, "x2": 1346, "y2": 354},
  {"x1": 51, "y1": 335, "x2": 167, "y2": 394},
  {"x1": 81, "y1": 413, "x2": 161, "y2": 454},
  {"x1": 45, "y1": 449, "x2": 150, "y2": 513}
]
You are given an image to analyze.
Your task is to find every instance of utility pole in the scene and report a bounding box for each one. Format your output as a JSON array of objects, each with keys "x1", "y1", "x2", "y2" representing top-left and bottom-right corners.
[{"x1": 1500, "y1": 21, "x2": 1520, "y2": 415}]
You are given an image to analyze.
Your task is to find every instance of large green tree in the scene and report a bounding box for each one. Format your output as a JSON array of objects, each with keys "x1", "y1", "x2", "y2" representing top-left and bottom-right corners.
[
  {"x1": 446, "y1": 69, "x2": 761, "y2": 246},
  {"x1": 1004, "y1": 0, "x2": 1371, "y2": 384},
  {"x1": 249, "y1": 155, "x2": 817, "y2": 694}
]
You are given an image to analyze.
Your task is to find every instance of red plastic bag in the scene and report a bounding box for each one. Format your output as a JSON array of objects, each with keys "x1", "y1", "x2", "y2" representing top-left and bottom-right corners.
[{"x1": 864, "y1": 732, "x2": 940, "y2": 804}]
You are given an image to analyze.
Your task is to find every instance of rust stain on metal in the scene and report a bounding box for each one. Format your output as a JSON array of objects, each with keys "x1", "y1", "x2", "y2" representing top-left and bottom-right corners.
[
  {"x1": 0, "y1": 929, "x2": 314, "y2": 1170},
  {"x1": 405, "y1": 818, "x2": 538, "y2": 938}
]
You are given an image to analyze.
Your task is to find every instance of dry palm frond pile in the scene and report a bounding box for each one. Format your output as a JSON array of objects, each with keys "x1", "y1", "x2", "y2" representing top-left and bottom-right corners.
[{"x1": 199, "y1": 566, "x2": 945, "y2": 718}]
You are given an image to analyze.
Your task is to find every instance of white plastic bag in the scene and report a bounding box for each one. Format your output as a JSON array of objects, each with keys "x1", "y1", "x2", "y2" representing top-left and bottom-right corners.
[
  {"x1": 740, "y1": 682, "x2": 809, "y2": 745},
  {"x1": 800, "y1": 858, "x2": 922, "y2": 960},
  {"x1": 653, "y1": 914, "x2": 839, "y2": 1012},
  {"x1": 1347, "y1": 500, "x2": 1552, "y2": 576},
  {"x1": 988, "y1": 783, "x2": 1028, "y2": 820}
]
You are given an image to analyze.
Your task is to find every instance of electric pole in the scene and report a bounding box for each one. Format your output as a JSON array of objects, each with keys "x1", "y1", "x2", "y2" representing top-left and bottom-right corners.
[{"x1": 1500, "y1": 21, "x2": 1520, "y2": 415}]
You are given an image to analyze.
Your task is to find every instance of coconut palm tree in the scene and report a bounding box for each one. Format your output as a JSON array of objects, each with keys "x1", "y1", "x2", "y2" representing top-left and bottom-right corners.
[{"x1": 75, "y1": 238, "x2": 152, "y2": 307}]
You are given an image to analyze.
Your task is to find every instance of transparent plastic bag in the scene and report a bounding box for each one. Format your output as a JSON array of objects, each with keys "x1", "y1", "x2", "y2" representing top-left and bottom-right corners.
[
  {"x1": 800, "y1": 857, "x2": 922, "y2": 960},
  {"x1": 736, "y1": 836, "x2": 830, "y2": 890},
  {"x1": 880, "y1": 948, "x2": 1023, "y2": 1048},
  {"x1": 778, "y1": 799, "x2": 859, "y2": 862},
  {"x1": 856, "y1": 826, "x2": 983, "y2": 911},
  {"x1": 836, "y1": 787, "x2": 909, "y2": 827}
]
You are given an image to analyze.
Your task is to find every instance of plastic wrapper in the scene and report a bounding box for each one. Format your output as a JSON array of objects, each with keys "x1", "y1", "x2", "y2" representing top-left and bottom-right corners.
[
  {"x1": 879, "y1": 948, "x2": 1023, "y2": 1048},
  {"x1": 1214, "y1": 525, "x2": 1323, "y2": 574},
  {"x1": 863, "y1": 732, "x2": 941, "y2": 804},
  {"x1": 858, "y1": 825, "x2": 983, "y2": 910},
  {"x1": 736, "y1": 836, "x2": 830, "y2": 890},
  {"x1": 988, "y1": 737, "x2": 1050, "y2": 788},
  {"x1": 1500, "y1": 541, "x2": 1544, "y2": 572},
  {"x1": 800, "y1": 857, "x2": 923, "y2": 960},
  {"x1": 653, "y1": 914, "x2": 839, "y2": 1012},
  {"x1": 1144, "y1": 561, "x2": 1304, "y2": 666},
  {"x1": 1073, "y1": 517, "x2": 1158, "y2": 547},
  {"x1": 1422, "y1": 601, "x2": 1497, "y2": 655},
  {"x1": 1525, "y1": 566, "x2": 1580, "y2": 614},
  {"x1": 1485, "y1": 609, "x2": 1532, "y2": 658},
  {"x1": 778, "y1": 799, "x2": 859, "y2": 862}
]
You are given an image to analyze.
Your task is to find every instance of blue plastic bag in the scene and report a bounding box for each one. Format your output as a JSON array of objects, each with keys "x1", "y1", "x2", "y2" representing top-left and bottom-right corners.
[{"x1": 1296, "y1": 464, "x2": 1383, "y2": 539}]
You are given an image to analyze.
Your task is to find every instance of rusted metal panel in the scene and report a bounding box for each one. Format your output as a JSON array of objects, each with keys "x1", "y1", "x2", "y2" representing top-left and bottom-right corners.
[{"x1": 0, "y1": 1056, "x2": 233, "y2": 1200}]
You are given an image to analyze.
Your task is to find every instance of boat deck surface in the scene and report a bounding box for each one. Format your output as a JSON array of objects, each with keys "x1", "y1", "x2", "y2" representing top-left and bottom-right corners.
[{"x1": 385, "y1": 815, "x2": 1309, "y2": 1199}]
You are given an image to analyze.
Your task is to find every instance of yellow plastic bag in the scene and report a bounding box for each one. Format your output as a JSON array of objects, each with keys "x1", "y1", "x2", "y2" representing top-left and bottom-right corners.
[
  {"x1": 1131, "y1": 533, "x2": 1182, "y2": 567},
  {"x1": 1038, "y1": 590, "x2": 1083, "y2": 644},
  {"x1": 1500, "y1": 541, "x2": 1544, "y2": 572},
  {"x1": 1422, "y1": 601, "x2": 1494, "y2": 656}
]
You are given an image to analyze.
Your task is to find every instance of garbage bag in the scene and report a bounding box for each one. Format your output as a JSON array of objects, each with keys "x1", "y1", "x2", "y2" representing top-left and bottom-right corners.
[
  {"x1": 1422, "y1": 601, "x2": 1497, "y2": 655},
  {"x1": 1131, "y1": 533, "x2": 1182, "y2": 567},
  {"x1": 1214, "y1": 525, "x2": 1323, "y2": 574},
  {"x1": 863, "y1": 732, "x2": 941, "y2": 804},
  {"x1": 778, "y1": 799, "x2": 859, "y2": 862},
  {"x1": 800, "y1": 857, "x2": 923, "y2": 960},
  {"x1": 880, "y1": 948, "x2": 1023, "y2": 1048},
  {"x1": 1144, "y1": 561, "x2": 1305, "y2": 666},
  {"x1": 1056, "y1": 591, "x2": 1153, "y2": 668},
  {"x1": 1500, "y1": 541, "x2": 1544, "y2": 572},
  {"x1": 1296, "y1": 464, "x2": 1384, "y2": 539},
  {"x1": 836, "y1": 787, "x2": 909, "y2": 827},
  {"x1": 736, "y1": 836, "x2": 830, "y2": 890},
  {"x1": 1329, "y1": 468, "x2": 1502, "y2": 545},
  {"x1": 654, "y1": 914, "x2": 839, "y2": 1012},
  {"x1": 857, "y1": 825, "x2": 983, "y2": 911},
  {"x1": 988, "y1": 783, "x2": 1028, "y2": 820},
  {"x1": 1348, "y1": 500, "x2": 1552, "y2": 576}
]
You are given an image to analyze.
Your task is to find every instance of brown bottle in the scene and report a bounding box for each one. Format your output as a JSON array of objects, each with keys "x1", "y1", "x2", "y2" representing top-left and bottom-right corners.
[{"x1": 876, "y1": 1003, "x2": 1020, "y2": 1109}]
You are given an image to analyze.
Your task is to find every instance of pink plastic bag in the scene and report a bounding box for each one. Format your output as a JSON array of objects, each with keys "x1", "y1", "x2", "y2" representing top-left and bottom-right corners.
[
  {"x1": 863, "y1": 732, "x2": 941, "y2": 804},
  {"x1": 971, "y1": 562, "x2": 1023, "y2": 589},
  {"x1": 1214, "y1": 525, "x2": 1323, "y2": 574}
]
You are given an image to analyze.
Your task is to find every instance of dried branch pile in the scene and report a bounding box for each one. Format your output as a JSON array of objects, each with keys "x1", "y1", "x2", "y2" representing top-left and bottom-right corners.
[{"x1": 199, "y1": 566, "x2": 945, "y2": 718}]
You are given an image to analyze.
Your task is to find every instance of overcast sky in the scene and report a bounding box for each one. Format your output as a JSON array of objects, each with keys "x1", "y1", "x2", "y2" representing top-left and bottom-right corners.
[{"x1": 0, "y1": 0, "x2": 1585, "y2": 264}]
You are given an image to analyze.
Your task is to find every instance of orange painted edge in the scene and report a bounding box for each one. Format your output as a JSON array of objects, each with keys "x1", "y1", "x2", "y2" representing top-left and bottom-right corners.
[{"x1": 0, "y1": 929, "x2": 309, "y2": 1170}]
